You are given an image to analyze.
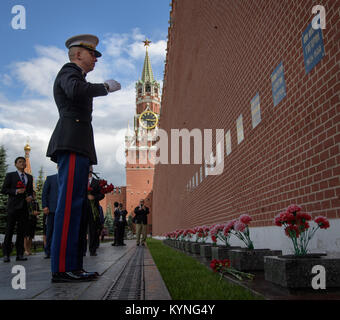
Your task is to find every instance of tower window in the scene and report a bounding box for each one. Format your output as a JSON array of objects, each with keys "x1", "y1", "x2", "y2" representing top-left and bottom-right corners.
[
  {"x1": 146, "y1": 84, "x2": 151, "y2": 93},
  {"x1": 154, "y1": 88, "x2": 158, "y2": 95},
  {"x1": 138, "y1": 88, "x2": 142, "y2": 95}
]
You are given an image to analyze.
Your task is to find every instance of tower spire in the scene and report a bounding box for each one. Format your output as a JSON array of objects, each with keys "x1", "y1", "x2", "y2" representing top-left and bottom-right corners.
[
  {"x1": 141, "y1": 39, "x2": 154, "y2": 83},
  {"x1": 24, "y1": 140, "x2": 32, "y2": 174}
]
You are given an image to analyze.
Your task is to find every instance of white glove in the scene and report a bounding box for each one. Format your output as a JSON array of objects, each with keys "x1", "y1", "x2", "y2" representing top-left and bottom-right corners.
[{"x1": 104, "y1": 79, "x2": 121, "y2": 93}]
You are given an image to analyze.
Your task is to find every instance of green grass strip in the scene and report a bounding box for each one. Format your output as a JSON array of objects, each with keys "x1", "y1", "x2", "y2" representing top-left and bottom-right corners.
[{"x1": 146, "y1": 238, "x2": 263, "y2": 300}]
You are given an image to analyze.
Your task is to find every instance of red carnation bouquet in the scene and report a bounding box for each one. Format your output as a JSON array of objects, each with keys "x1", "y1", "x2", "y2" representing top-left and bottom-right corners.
[
  {"x1": 99, "y1": 179, "x2": 114, "y2": 194},
  {"x1": 210, "y1": 258, "x2": 254, "y2": 281},
  {"x1": 16, "y1": 181, "x2": 26, "y2": 190},
  {"x1": 228, "y1": 214, "x2": 254, "y2": 249},
  {"x1": 194, "y1": 225, "x2": 210, "y2": 243},
  {"x1": 183, "y1": 229, "x2": 196, "y2": 241},
  {"x1": 88, "y1": 178, "x2": 114, "y2": 220},
  {"x1": 274, "y1": 204, "x2": 330, "y2": 256}
]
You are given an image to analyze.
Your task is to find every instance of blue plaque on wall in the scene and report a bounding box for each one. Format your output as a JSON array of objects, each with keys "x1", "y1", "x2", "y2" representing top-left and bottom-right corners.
[
  {"x1": 271, "y1": 61, "x2": 287, "y2": 107},
  {"x1": 251, "y1": 93, "x2": 261, "y2": 128},
  {"x1": 302, "y1": 23, "x2": 325, "y2": 74}
]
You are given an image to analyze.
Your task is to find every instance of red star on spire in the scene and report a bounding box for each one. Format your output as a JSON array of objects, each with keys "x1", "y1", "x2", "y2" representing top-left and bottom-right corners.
[{"x1": 143, "y1": 39, "x2": 152, "y2": 47}]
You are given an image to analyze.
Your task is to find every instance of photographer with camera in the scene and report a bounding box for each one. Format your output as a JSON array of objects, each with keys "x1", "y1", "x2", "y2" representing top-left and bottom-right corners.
[{"x1": 132, "y1": 199, "x2": 149, "y2": 246}]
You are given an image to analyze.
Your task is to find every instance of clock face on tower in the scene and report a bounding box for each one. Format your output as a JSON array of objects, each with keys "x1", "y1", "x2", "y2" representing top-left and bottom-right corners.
[{"x1": 139, "y1": 110, "x2": 158, "y2": 129}]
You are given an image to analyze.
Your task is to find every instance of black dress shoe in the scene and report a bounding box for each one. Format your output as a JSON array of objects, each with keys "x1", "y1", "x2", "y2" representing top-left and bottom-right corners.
[
  {"x1": 75, "y1": 269, "x2": 99, "y2": 278},
  {"x1": 16, "y1": 256, "x2": 28, "y2": 261},
  {"x1": 44, "y1": 255, "x2": 50, "y2": 259},
  {"x1": 3, "y1": 256, "x2": 10, "y2": 263},
  {"x1": 111, "y1": 243, "x2": 117, "y2": 246},
  {"x1": 51, "y1": 272, "x2": 96, "y2": 283}
]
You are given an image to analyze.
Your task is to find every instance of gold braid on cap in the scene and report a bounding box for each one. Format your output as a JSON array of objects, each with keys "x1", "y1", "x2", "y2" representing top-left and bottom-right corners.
[{"x1": 79, "y1": 42, "x2": 95, "y2": 50}]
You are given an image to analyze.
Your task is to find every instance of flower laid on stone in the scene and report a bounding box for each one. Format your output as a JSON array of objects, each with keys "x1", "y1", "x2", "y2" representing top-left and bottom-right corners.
[
  {"x1": 274, "y1": 204, "x2": 330, "y2": 256},
  {"x1": 229, "y1": 214, "x2": 254, "y2": 249},
  {"x1": 210, "y1": 258, "x2": 255, "y2": 281}
]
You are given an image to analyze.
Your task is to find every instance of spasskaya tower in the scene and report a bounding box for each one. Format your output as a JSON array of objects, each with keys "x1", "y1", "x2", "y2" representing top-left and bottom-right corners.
[{"x1": 125, "y1": 39, "x2": 161, "y2": 233}]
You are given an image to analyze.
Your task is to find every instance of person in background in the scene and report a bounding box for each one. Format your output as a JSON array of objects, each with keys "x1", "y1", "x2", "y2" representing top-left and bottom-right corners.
[
  {"x1": 133, "y1": 199, "x2": 149, "y2": 246},
  {"x1": 42, "y1": 214, "x2": 47, "y2": 249},
  {"x1": 116, "y1": 203, "x2": 127, "y2": 246},
  {"x1": 97, "y1": 205, "x2": 105, "y2": 248},
  {"x1": 24, "y1": 191, "x2": 40, "y2": 255},
  {"x1": 1, "y1": 157, "x2": 33, "y2": 262},
  {"x1": 111, "y1": 202, "x2": 119, "y2": 246},
  {"x1": 86, "y1": 167, "x2": 104, "y2": 256},
  {"x1": 42, "y1": 171, "x2": 59, "y2": 259}
]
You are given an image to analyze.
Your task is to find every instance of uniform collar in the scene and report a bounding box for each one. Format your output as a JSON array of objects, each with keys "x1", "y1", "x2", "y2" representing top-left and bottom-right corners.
[{"x1": 68, "y1": 62, "x2": 87, "y2": 77}]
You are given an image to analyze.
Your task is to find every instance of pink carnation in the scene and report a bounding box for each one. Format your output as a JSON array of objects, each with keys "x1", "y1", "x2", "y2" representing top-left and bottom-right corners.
[
  {"x1": 223, "y1": 220, "x2": 235, "y2": 234},
  {"x1": 239, "y1": 214, "x2": 252, "y2": 225},
  {"x1": 234, "y1": 220, "x2": 246, "y2": 232},
  {"x1": 274, "y1": 212, "x2": 285, "y2": 226},
  {"x1": 287, "y1": 204, "x2": 302, "y2": 213}
]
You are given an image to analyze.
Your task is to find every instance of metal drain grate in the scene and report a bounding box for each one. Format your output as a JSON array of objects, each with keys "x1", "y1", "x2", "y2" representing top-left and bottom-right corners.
[{"x1": 104, "y1": 247, "x2": 144, "y2": 300}]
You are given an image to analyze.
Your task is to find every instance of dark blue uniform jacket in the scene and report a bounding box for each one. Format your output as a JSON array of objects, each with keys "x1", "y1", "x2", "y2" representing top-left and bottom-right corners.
[{"x1": 46, "y1": 62, "x2": 108, "y2": 164}]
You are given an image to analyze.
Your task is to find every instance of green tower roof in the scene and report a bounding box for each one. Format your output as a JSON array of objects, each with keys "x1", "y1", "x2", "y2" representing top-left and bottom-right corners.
[{"x1": 141, "y1": 46, "x2": 154, "y2": 83}]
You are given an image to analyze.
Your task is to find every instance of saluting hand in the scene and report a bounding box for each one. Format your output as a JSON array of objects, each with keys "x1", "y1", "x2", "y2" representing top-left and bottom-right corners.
[{"x1": 104, "y1": 79, "x2": 121, "y2": 92}]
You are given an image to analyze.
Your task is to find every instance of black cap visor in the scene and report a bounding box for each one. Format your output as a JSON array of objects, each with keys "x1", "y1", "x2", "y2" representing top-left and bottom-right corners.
[{"x1": 70, "y1": 44, "x2": 102, "y2": 57}]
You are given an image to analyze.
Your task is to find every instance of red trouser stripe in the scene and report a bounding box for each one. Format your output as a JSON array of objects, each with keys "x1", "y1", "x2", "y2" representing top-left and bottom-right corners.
[{"x1": 59, "y1": 153, "x2": 76, "y2": 272}]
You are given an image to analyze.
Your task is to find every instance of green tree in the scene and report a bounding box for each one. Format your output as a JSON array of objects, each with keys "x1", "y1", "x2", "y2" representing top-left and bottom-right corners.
[
  {"x1": 34, "y1": 166, "x2": 44, "y2": 235},
  {"x1": 0, "y1": 145, "x2": 8, "y2": 234},
  {"x1": 104, "y1": 205, "x2": 114, "y2": 235}
]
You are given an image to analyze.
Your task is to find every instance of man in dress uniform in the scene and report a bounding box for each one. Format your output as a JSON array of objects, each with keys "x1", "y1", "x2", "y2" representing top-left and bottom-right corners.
[
  {"x1": 1, "y1": 157, "x2": 33, "y2": 262},
  {"x1": 46, "y1": 34, "x2": 121, "y2": 282}
]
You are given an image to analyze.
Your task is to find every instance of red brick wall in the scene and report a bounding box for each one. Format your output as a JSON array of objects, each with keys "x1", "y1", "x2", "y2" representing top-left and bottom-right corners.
[
  {"x1": 153, "y1": 0, "x2": 340, "y2": 235},
  {"x1": 100, "y1": 186, "x2": 127, "y2": 217},
  {"x1": 126, "y1": 168, "x2": 153, "y2": 232}
]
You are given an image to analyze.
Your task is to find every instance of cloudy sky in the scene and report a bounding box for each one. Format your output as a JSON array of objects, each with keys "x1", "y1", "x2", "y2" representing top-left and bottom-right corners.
[{"x1": 0, "y1": 0, "x2": 168, "y2": 186}]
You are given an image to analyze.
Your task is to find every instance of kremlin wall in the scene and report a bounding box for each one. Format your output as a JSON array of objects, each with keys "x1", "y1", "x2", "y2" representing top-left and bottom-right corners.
[{"x1": 152, "y1": 0, "x2": 340, "y2": 253}]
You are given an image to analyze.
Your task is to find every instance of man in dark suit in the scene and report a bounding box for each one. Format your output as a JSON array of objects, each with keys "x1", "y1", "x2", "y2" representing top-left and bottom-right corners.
[
  {"x1": 1, "y1": 157, "x2": 33, "y2": 262},
  {"x1": 42, "y1": 172, "x2": 59, "y2": 259},
  {"x1": 112, "y1": 202, "x2": 119, "y2": 246},
  {"x1": 133, "y1": 199, "x2": 149, "y2": 246},
  {"x1": 46, "y1": 34, "x2": 121, "y2": 283},
  {"x1": 113, "y1": 203, "x2": 127, "y2": 246},
  {"x1": 86, "y1": 167, "x2": 104, "y2": 256}
]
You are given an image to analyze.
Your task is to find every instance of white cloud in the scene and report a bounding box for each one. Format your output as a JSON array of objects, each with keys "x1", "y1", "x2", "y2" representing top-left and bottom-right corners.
[
  {"x1": 1, "y1": 74, "x2": 13, "y2": 86},
  {"x1": 12, "y1": 46, "x2": 67, "y2": 97},
  {"x1": 0, "y1": 29, "x2": 165, "y2": 186},
  {"x1": 128, "y1": 39, "x2": 166, "y2": 62},
  {"x1": 102, "y1": 33, "x2": 130, "y2": 57}
]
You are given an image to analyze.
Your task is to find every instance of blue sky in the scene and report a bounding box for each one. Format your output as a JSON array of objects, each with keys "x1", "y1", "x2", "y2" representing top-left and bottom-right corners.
[{"x1": 0, "y1": 0, "x2": 169, "y2": 185}]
